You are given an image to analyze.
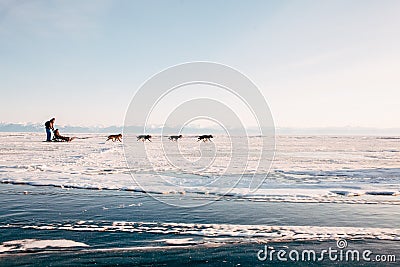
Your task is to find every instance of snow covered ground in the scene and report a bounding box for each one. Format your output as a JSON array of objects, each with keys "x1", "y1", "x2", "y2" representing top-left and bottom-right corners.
[{"x1": 0, "y1": 133, "x2": 399, "y2": 205}]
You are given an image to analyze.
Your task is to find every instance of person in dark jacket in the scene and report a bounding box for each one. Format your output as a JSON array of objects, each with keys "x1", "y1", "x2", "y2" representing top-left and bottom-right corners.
[
  {"x1": 53, "y1": 129, "x2": 75, "y2": 142},
  {"x1": 45, "y1": 118, "x2": 55, "y2": 141}
]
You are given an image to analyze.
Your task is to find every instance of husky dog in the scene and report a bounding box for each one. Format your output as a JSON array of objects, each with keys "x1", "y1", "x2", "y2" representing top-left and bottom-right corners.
[
  {"x1": 106, "y1": 134, "x2": 122, "y2": 142},
  {"x1": 197, "y1": 135, "x2": 213, "y2": 142},
  {"x1": 137, "y1": 135, "x2": 152, "y2": 142},
  {"x1": 168, "y1": 135, "x2": 182, "y2": 141}
]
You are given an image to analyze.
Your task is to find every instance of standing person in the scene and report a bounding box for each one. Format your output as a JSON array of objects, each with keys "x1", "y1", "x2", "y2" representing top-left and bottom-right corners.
[{"x1": 45, "y1": 118, "x2": 55, "y2": 141}]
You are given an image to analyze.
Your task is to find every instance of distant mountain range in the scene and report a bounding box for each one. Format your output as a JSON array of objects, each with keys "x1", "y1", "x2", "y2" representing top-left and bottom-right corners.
[
  {"x1": 0, "y1": 123, "x2": 122, "y2": 133},
  {"x1": 0, "y1": 123, "x2": 399, "y2": 135},
  {"x1": 0, "y1": 123, "x2": 232, "y2": 134}
]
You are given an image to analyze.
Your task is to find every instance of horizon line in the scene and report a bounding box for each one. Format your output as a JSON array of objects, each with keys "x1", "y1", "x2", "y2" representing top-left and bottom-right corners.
[{"x1": 1, "y1": 121, "x2": 400, "y2": 131}]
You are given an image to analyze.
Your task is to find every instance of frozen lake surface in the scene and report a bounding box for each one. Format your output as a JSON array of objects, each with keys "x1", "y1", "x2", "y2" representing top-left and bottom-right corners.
[{"x1": 0, "y1": 133, "x2": 399, "y2": 265}]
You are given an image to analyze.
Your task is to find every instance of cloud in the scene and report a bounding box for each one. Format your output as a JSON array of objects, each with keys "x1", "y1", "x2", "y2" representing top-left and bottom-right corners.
[{"x1": 0, "y1": 0, "x2": 112, "y2": 38}]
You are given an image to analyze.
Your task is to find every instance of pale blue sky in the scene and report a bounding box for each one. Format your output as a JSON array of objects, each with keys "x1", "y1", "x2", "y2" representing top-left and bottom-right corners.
[{"x1": 0, "y1": 0, "x2": 399, "y2": 128}]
